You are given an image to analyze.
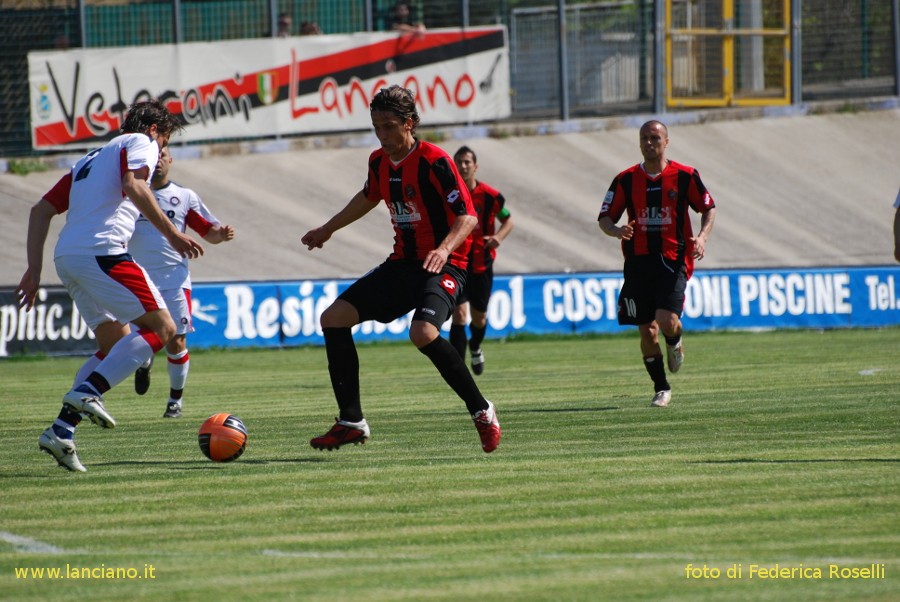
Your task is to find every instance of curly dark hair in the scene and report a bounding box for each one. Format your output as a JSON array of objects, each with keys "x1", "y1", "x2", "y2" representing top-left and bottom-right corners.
[
  {"x1": 120, "y1": 99, "x2": 183, "y2": 138},
  {"x1": 370, "y1": 85, "x2": 420, "y2": 133}
]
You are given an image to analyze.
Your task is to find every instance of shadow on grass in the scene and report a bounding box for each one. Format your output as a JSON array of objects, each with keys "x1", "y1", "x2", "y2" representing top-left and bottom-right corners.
[
  {"x1": 91, "y1": 457, "x2": 330, "y2": 469},
  {"x1": 521, "y1": 406, "x2": 621, "y2": 413},
  {"x1": 5, "y1": 457, "x2": 330, "y2": 477},
  {"x1": 418, "y1": 405, "x2": 622, "y2": 417},
  {"x1": 694, "y1": 458, "x2": 900, "y2": 464}
]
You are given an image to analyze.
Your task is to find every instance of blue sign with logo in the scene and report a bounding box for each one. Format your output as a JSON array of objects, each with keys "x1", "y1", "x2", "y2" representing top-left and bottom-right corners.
[
  {"x1": 187, "y1": 266, "x2": 900, "y2": 349},
  {"x1": 2, "y1": 266, "x2": 899, "y2": 356}
]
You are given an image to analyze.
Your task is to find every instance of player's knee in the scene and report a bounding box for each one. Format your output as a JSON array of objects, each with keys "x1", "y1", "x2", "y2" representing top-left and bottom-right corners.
[
  {"x1": 656, "y1": 314, "x2": 681, "y2": 336},
  {"x1": 409, "y1": 321, "x2": 438, "y2": 348},
  {"x1": 158, "y1": 319, "x2": 177, "y2": 345},
  {"x1": 320, "y1": 300, "x2": 357, "y2": 329}
]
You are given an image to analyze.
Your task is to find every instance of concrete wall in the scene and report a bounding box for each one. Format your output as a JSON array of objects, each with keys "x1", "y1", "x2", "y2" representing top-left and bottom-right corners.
[{"x1": 2, "y1": 100, "x2": 899, "y2": 288}]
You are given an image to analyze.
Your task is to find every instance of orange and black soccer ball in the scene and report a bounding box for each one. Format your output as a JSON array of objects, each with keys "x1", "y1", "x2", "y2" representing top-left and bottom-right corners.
[{"x1": 198, "y1": 413, "x2": 248, "y2": 462}]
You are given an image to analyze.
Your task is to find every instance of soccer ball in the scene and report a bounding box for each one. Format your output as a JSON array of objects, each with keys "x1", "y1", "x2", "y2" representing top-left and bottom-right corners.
[{"x1": 198, "y1": 413, "x2": 248, "y2": 462}]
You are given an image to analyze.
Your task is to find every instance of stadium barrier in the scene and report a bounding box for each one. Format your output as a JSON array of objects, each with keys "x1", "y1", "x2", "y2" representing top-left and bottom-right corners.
[{"x1": 1, "y1": 266, "x2": 899, "y2": 358}]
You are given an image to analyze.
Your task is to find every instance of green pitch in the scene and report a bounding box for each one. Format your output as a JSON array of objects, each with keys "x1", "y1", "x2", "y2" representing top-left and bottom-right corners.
[{"x1": 1, "y1": 329, "x2": 898, "y2": 601}]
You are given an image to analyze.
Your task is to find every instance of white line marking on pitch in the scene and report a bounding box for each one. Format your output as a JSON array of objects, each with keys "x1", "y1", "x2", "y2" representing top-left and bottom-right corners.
[{"x1": 0, "y1": 531, "x2": 66, "y2": 554}]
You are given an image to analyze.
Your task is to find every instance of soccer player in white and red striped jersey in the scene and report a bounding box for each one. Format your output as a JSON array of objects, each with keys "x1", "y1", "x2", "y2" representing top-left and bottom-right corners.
[
  {"x1": 129, "y1": 146, "x2": 234, "y2": 418},
  {"x1": 301, "y1": 85, "x2": 501, "y2": 453},
  {"x1": 16, "y1": 99, "x2": 204, "y2": 472}
]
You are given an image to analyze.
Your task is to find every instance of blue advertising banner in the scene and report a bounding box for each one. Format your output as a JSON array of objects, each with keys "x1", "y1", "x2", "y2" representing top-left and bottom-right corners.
[
  {"x1": 2, "y1": 266, "x2": 899, "y2": 357},
  {"x1": 187, "y1": 266, "x2": 900, "y2": 349}
]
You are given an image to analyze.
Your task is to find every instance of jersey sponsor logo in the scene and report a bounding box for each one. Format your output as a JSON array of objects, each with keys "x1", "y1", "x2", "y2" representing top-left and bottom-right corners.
[
  {"x1": 388, "y1": 198, "x2": 421, "y2": 224},
  {"x1": 702, "y1": 192, "x2": 712, "y2": 206},
  {"x1": 637, "y1": 206, "x2": 672, "y2": 230},
  {"x1": 405, "y1": 185, "x2": 416, "y2": 200},
  {"x1": 668, "y1": 190, "x2": 677, "y2": 200},
  {"x1": 446, "y1": 189, "x2": 460, "y2": 205},
  {"x1": 167, "y1": 195, "x2": 181, "y2": 206}
]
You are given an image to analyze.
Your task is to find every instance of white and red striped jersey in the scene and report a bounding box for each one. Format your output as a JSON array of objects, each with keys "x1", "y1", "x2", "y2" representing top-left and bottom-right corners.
[
  {"x1": 128, "y1": 181, "x2": 219, "y2": 291},
  {"x1": 46, "y1": 133, "x2": 160, "y2": 257}
]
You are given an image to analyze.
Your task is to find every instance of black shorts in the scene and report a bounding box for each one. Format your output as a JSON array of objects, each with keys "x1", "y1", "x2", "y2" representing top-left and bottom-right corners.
[
  {"x1": 339, "y1": 259, "x2": 467, "y2": 329},
  {"x1": 456, "y1": 268, "x2": 494, "y2": 312},
  {"x1": 617, "y1": 254, "x2": 687, "y2": 326}
]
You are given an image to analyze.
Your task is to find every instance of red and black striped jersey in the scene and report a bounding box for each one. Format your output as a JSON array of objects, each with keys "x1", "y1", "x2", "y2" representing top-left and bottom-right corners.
[
  {"x1": 468, "y1": 180, "x2": 510, "y2": 274},
  {"x1": 599, "y1": 160, "x2": 715, "y2": 278},
  {"x1": 364, "y1": 140, "x2": 475, "y2": 269}
]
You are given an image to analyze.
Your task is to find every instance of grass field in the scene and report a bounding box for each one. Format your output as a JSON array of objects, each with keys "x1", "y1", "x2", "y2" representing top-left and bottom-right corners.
[{"x1": 1, "y1": 329, "x2": 898, "y2": 601}]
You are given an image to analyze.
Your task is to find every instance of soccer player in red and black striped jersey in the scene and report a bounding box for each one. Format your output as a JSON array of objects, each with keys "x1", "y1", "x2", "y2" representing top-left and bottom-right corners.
[
  {"x1": 449, "y1": 146, "x2": 514, "y2": 375},
  {"x1": 301, "y1": 85, "x2": 501, "y2": 453},
  {"x1": 598, "y1": 120, "x2": 716, "y2": 408}
]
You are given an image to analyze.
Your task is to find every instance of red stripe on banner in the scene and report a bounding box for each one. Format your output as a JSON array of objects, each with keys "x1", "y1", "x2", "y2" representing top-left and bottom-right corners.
[
  {"x1": 106, "y1": 260, "x2": 161, "y2": 313},
  {"x1": 297, "y1": 30, "x2": 496, "y2": 78},
  {"x1": 33, "y1": 112, "x2": 121, "y2": 148},
  {"x1": 33, "y1": 29, "x2": 502, "y2": 147}
]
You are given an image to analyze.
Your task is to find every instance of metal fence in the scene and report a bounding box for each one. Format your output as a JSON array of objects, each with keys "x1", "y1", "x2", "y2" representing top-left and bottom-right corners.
[
  {"x1": 1, "y1": 0, "x2": 897, "y2": 158},
  {"x1": 510, "y1": 2, "x2": 655, "y2": 116}
]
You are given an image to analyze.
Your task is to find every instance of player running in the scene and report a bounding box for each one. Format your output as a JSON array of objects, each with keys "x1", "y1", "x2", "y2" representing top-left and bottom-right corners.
[
  {"x1": 449, "y1": 145, "x2": 514, "y2": 375},
  {"x1": 598, "y1": 120, "x2": 716, "y2": 408}
]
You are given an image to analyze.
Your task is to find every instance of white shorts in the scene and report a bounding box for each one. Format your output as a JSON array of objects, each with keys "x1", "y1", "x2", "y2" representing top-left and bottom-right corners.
[
  {"x1": 158, "y1": 287, "x2": 194, "y2": 336},
  {"x1": 55, "y1": 254, "x2": 167, "y2": 330}
]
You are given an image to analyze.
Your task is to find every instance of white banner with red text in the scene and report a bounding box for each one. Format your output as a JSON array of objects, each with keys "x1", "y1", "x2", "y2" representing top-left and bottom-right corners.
[{"x1": 28, "y1": 27, "x2": 510, "y2": 150}]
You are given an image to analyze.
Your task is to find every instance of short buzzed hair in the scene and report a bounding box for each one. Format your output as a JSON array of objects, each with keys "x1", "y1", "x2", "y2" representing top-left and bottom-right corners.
[{"x1": 640, "y1": 120, "x2": 668, "y2": 136}]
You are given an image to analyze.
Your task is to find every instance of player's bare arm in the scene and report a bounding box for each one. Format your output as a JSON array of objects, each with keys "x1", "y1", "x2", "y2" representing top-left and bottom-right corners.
[
  {"x1": 690, "y1": 207, "x2": 717, "y2": 260},
  {"x1": 599, "y1": 216, "x2": 636, "y2": 240},
  {"x1": 424, "y1": 213, "x2": 477, "y2": 274},
  {"x1": 124, "y1": 168, "x2": 204, "y2": 259},
  {"x1": 16, "y1": 199, "x2": 58, "y2": 310},
  {"x1": 301, "y1": 190, "x2": 376, "y2": 250},
  {"x1": 204, "y1": 224, "x2": 235, "y2": 244},
  {"x1": 485, "y1": 214, "x2": 515, "y2": 250}
]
